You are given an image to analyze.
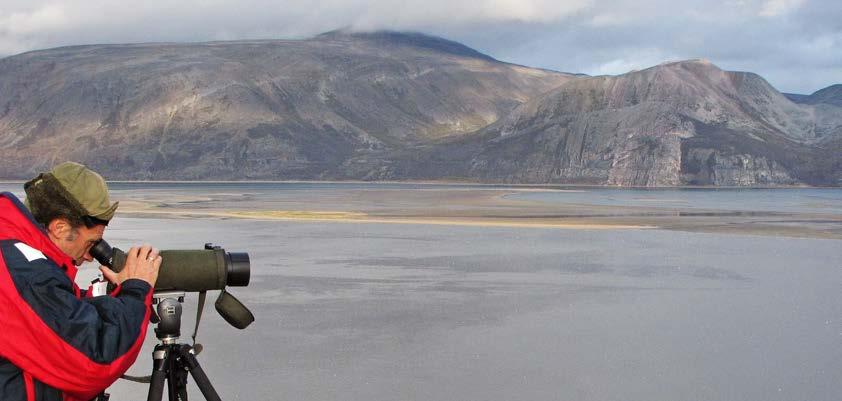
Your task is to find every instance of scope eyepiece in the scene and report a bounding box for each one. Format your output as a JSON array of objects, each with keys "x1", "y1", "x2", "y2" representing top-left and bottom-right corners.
[{"x1": 90, "y1": 239, "x2": 114, "y2": 268}]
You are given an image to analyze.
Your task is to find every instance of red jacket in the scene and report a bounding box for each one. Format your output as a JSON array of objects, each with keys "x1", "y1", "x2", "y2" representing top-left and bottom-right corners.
[{"x1": 0, "y1": 192, "x2": 152, "y2": 401}]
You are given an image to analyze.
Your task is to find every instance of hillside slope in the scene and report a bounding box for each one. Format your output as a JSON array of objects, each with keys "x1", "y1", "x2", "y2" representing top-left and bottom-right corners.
[{"x1": 0, "y1": 31, "x2": 572, "y2": 179}]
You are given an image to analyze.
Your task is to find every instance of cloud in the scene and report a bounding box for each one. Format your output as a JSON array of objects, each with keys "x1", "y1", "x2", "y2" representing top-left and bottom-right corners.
[
  {"x1": 0, "y1": 0, "x2": 594, "y2": 58},
  {"x1": 451, "y1": 0, "x2": 841, "y2": 93},
  {"x1": 0, "y1": 3, "x2": 69, "y2": 35},
  {"x1": 585, "y1": 48, "x2": 673, "y2": 76},
  {"x1": 758, "y1": 0, "x2": 806, "y2": 17},
  {"x1": 351, "y1": 0, "x2": 590, "y2": 28},
  {"x1": 0, "y1": 0, "x2": 838, "y2": 93}
]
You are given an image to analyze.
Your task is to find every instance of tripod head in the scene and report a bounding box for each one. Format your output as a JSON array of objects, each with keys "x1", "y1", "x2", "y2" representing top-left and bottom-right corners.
[{"x1": 153, "y1": 292, "x2": 186, "y2": 344}]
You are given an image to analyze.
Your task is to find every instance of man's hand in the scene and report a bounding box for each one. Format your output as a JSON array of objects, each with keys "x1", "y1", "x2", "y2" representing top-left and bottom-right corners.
[{"x1": 100, "y1": 244, "x2": 161, "y2": 287}]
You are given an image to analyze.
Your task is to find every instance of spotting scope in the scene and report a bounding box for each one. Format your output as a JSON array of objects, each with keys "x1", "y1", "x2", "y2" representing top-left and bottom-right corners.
[
  {"x1": 90, "y1": 240, "x2": 250, "y2": 291},
  {"x1": 90, "y1": 239, "x2": 255, "y2": 330}
]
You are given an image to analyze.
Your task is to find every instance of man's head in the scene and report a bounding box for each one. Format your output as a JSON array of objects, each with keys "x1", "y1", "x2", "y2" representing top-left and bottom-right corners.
[{"x1": 24, "y1": 162, "x2": 119, "y2": 265}]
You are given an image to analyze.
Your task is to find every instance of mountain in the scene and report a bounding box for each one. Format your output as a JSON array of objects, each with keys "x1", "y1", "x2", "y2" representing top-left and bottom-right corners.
[
  {"x1": 786, "y1": 84, "x2": 842, "y2": 107},
  {"x1": 317, "y1": 30, "x2": 498, "y2": 62},
  {"x1": 395, "y1": 60, "x2": 842, "y2": 186},
  {"x1": 0, "y1": 34, "x2": 839, "y2": 186},
  {"x1": 783, "y1": 93, "x2": 810, "y2": 103},
  {"x1": 0, "y1": 31, "x2": 572, "y2": 179}
]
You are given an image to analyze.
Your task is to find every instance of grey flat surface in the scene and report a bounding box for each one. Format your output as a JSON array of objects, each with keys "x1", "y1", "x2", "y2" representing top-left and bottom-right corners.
[{"x1": 89, "y1": 214, "x2": 842, "y2": 401}]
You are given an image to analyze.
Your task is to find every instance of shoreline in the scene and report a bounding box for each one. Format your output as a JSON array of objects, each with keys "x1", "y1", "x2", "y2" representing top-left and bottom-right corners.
[
  {"x1": 4, "y1": 181, "x2": 837, "y2": 239},
  {"x1": 3, "y1": 179, "x2": 838, "y2": 190},
  {"x1": 115, "y1": 205, "x2": 842, "y2": 240},
  {"x1": 117, "y1": 208, "x2": 657, "y2": 230}
]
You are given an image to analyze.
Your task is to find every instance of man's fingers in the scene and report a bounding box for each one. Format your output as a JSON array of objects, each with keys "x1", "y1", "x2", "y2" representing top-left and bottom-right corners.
[
  {"x1": 99, "y1": 265, "x2": 119, "y2": 284},
  {"x1": 138, "y1": 244, "x2": 153, "y2": 259},
  {"x1": 147, "y1": 248, "x2": 160, "y2": 262},
  {"x1": 122, "y1": 244, "x2": 161, "y2": 287}
]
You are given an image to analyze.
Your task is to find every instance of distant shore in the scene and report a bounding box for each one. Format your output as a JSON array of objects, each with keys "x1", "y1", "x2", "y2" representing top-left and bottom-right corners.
[
  {"x1": 100, "y1": 184, "x2": 842, "y2": 240},
  {"x1": 3, "y1": 180, "x2": 838, "y2": 238},
  {"x1": 116, "y1": 208, "x2": 656, "y2": 230},
  {"x1": 0, "y1": 179, "x2": 837, "y2": 189}
]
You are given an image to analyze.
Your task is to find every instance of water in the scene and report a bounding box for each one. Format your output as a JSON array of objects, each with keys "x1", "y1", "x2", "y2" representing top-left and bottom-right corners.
[
  {"x1": 5, "y1": 182, "x2": 841, "y2": 214},
  {"x1": 2, "y1": 182, "x2": 841, "y2": 400},
  {"x1": 97, "y1": 217, "x2": 841, "y2": 401},
  {"x1": 506, "y1": 187, "x2": 842, "y2": 214}
]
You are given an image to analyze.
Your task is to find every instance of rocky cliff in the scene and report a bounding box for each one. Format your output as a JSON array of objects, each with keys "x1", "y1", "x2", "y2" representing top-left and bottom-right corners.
[
  {"x1": 397, "y1": 60, "x2": 842, "y2": 186},
  {"x1": 0, "y1": 34, "x2": 839, "y2": 186}
]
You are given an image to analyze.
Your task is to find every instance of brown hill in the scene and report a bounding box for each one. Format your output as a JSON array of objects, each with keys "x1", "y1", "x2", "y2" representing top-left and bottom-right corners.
[{"x1": 0, "y1": 31, "x2": 572, "y2": 179}]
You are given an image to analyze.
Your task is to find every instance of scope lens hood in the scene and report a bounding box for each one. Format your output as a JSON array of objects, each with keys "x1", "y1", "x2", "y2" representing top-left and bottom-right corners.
[{"x1": 226, "y1": 252, "x2": 250, "y2": 287}]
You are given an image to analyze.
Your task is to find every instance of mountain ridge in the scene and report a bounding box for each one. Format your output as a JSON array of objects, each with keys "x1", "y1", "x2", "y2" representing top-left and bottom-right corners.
[
  {"x1": 316, "y1": 30, "x2": 498, "y2": 62},
  {"x1": 785, "y1": 84, "x2": 842, "y2": 107},
  {"x1": 0, "y1": 32, "x2": 839, "y2": 185}
]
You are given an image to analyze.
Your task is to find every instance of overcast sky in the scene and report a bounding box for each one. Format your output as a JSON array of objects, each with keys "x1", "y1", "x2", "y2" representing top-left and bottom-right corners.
[{"x1": 0, "y1": 0, "x2": 839, "y2": 93}]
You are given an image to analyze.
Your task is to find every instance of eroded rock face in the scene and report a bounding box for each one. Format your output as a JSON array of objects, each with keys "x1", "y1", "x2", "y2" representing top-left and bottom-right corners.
[
  {"x1": 435, "y1": 60, "x2": 842, "y2": 186},
  {"x1": 682, "y1": 149, "x2": 797, "y2": 186}
]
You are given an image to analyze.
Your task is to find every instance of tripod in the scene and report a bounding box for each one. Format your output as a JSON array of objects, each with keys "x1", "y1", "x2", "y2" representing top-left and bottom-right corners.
[{"x1": 146, "y1": 292, "x2": 222, "y2": 401}]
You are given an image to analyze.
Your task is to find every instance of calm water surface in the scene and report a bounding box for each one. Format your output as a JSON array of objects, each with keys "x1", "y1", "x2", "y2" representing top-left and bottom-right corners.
[
  {"x1": 506, "y1": 187, "x2": 842, "y2": 214},
  {"x1": 103, "y1": 217, "x2": 840, "y2": 401},
  {"x1": 1, "y1": 183, "x2": 840, "y2": 400},
  {"x1": 4, "y1": 182, "x2": 841, "y2": 213}
]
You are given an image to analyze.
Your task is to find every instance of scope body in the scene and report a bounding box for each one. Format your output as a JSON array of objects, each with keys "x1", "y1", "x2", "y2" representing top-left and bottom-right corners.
[{"x1": 91, "y1": 241, "x2": 250, "y2": 292}]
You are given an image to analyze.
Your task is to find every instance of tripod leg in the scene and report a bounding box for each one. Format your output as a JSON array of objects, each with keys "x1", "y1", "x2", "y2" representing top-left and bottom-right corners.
[
  {"x1": 147, "y1": 347, "x2": 169, "y2": 401},
  {"x1": 177, "y1": 345, "x2": 222, "y2": 401},
  {"x1": 169, "y1": 358, "x2": 189, "y2": 401},
  {"x1": 177, "y1": 386, "x2": 189, "y2": 401}
]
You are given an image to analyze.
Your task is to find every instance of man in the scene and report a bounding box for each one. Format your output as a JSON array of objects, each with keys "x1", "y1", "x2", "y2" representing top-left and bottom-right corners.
[{"x1": 0, "y1": 162, "x2": 161, "y2": 401}]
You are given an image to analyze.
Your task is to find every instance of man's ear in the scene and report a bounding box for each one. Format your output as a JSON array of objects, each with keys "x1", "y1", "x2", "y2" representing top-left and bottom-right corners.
[{"x1": 47, "y1": 218, "x2": 71, "y2": 238}]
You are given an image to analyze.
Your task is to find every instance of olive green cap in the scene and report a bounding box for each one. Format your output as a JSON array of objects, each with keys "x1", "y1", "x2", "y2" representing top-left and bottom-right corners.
[{"x1": 26, "y1": 162, "x2": 119, "y2": 222}]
